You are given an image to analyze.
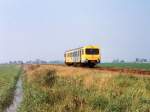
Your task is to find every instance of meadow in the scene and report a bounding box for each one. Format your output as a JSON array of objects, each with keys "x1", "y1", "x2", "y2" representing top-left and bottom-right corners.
[
  {"x1": 19, "y1": 65, "x2": 150, "y2": 112},
  {"x1": 0, "y1": 65, "x2": 21, "y2": 112},
  {"x1": 98, "y1": 63, "x2": 150, "y2": 70}
]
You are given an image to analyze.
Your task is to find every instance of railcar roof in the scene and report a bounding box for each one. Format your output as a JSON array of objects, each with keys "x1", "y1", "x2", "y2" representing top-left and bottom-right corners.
[
  {"x1": 65, "y1": 47, "x2": 83, "y2": 52},
  {"x1": 65, "y1": 45, "x2": 99, "y2": 53}
]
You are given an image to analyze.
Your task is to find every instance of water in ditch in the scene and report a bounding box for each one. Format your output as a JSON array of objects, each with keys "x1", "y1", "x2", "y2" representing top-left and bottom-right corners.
[{"x1": 6, "y1": 78, "x2": 23, "y2": 112}]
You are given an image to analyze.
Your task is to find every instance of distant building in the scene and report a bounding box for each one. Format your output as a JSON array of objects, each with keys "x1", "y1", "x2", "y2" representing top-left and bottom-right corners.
[
  {"x1": 135, "y1": 58, "x2": 148, "y2": 63},
  {"x1": 112, "y1": 59, "x2": 125, "y2": 63},
  {"x1": 9, "y1": 60, "x2": 23, "y2": 64},
  {"x1": 25, "y1": 59, "x2": 48, "y2": 64}
]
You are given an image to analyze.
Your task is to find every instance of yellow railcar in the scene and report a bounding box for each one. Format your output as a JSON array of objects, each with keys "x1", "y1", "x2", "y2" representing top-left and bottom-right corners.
[{"x1": 64, "y1": 45, "x2": 101, "y2": 67}]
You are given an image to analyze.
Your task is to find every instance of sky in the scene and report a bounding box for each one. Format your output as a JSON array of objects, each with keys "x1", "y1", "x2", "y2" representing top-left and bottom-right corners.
[{"x1": 0, "y1": 0, "x2": 150, "y2": 62}]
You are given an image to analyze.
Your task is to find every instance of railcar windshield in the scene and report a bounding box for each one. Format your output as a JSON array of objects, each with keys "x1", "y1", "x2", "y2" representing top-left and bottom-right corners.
[{"x1": 86, "y1": 49, "x2": 99, "y2": 55}]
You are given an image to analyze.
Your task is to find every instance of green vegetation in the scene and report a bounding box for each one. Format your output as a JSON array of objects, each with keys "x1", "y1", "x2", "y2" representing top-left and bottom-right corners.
[
  {"x1": 19, "y1": 66, "x2": 150, "y2": 112},
  {"x1": 98, "y1": 63, "x2": 150, "y2": 70},
  {"x1": 0, "y1": 65, "x2": 21, "y2": 112}
]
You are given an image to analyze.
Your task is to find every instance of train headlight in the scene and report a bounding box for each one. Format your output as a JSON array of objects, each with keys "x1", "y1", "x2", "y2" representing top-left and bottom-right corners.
[{"x1": 82, "y1": 58, "x2": 88, "y2": 63}]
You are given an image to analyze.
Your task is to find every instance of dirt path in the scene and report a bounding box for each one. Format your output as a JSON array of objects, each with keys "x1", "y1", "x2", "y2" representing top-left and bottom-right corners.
[
  {"x1": 94, "y1": 67, "x2": 150, "y2": 76},
  {"x1": 5, "y1": 77, "x2": 23, "y2": 112}
]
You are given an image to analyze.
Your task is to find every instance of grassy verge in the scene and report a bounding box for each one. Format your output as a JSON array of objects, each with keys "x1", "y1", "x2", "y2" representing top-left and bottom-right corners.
[
  {"x1": 98, "y1": 63, "x2": 150, "y2": 70},
  {"x1": 0, "y1": 64, "x2": 21, "y2": 112},
  {"x1": 19, "y1": 65, "x2": 150, "y2": 112}
]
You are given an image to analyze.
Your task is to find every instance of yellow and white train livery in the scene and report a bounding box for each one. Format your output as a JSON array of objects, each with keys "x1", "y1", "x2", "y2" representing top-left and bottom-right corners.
[{"x1": 64, "y1": 45, "x2": 101, "y2": 67}]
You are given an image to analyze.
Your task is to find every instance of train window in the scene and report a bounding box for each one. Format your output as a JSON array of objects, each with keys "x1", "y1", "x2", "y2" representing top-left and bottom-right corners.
[
  {"x1": 86, "y1": 49, "x2": 99, "y2": 55},
  {"x1": 71, "y1": 52, "x2": 73, "y2": 57}
]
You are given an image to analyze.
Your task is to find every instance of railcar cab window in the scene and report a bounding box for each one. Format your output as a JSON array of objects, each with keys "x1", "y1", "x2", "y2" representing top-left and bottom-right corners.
[{"x1": 86, "y1": 49, "x2": 99, "y2": 55}]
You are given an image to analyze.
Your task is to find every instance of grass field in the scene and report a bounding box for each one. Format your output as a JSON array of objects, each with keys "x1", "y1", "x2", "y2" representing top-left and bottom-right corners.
[
  {"x1": 98, "y1": 63, "x2": 150, "y2": 70},
  {"x1": 0, "y1": 65, "x2": 21, "y2": 112},
  {"x1": 19, "y1": 65, "x2": 150, "y2": 112}
]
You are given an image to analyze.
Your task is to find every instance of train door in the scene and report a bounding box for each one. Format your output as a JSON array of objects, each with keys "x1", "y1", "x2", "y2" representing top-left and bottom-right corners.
[{"x1": 79, "y1": 49, "x2": 81, "y2": 63}]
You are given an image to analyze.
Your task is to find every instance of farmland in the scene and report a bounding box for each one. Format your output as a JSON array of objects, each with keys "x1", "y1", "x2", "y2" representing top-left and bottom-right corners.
[
  {"x1": 0, "y1": 65, "x2": 21, "y2": 112},
  {"x1": 19, "y1": 64, "x2": 150, "y2": 112},
  {"x1": 98, "y1": 63, "x2": 150, "y2": 71}
]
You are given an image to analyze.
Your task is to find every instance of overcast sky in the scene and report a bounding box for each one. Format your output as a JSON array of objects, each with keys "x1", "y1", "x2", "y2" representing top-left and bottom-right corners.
[{"x1": 0, "y1": 0, "x2": 150, "y2": 62}]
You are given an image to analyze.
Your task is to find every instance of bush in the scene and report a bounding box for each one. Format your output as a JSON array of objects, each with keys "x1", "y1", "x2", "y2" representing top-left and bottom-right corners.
[
  {"x1": 42, "y1": 69, "x2": 56, "y2": 87},
  {"x1": 35, "y1": 69, "x2": 57, "y2": 87}
]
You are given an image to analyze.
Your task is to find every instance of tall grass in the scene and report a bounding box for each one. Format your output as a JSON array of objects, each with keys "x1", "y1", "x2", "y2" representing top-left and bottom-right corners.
[
  {"x1": 19, "y1": 65, "x2": 150, "y2": 112},
  {"x1": 0, "y1": 65, "x2": 21, "y2": 112}
]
